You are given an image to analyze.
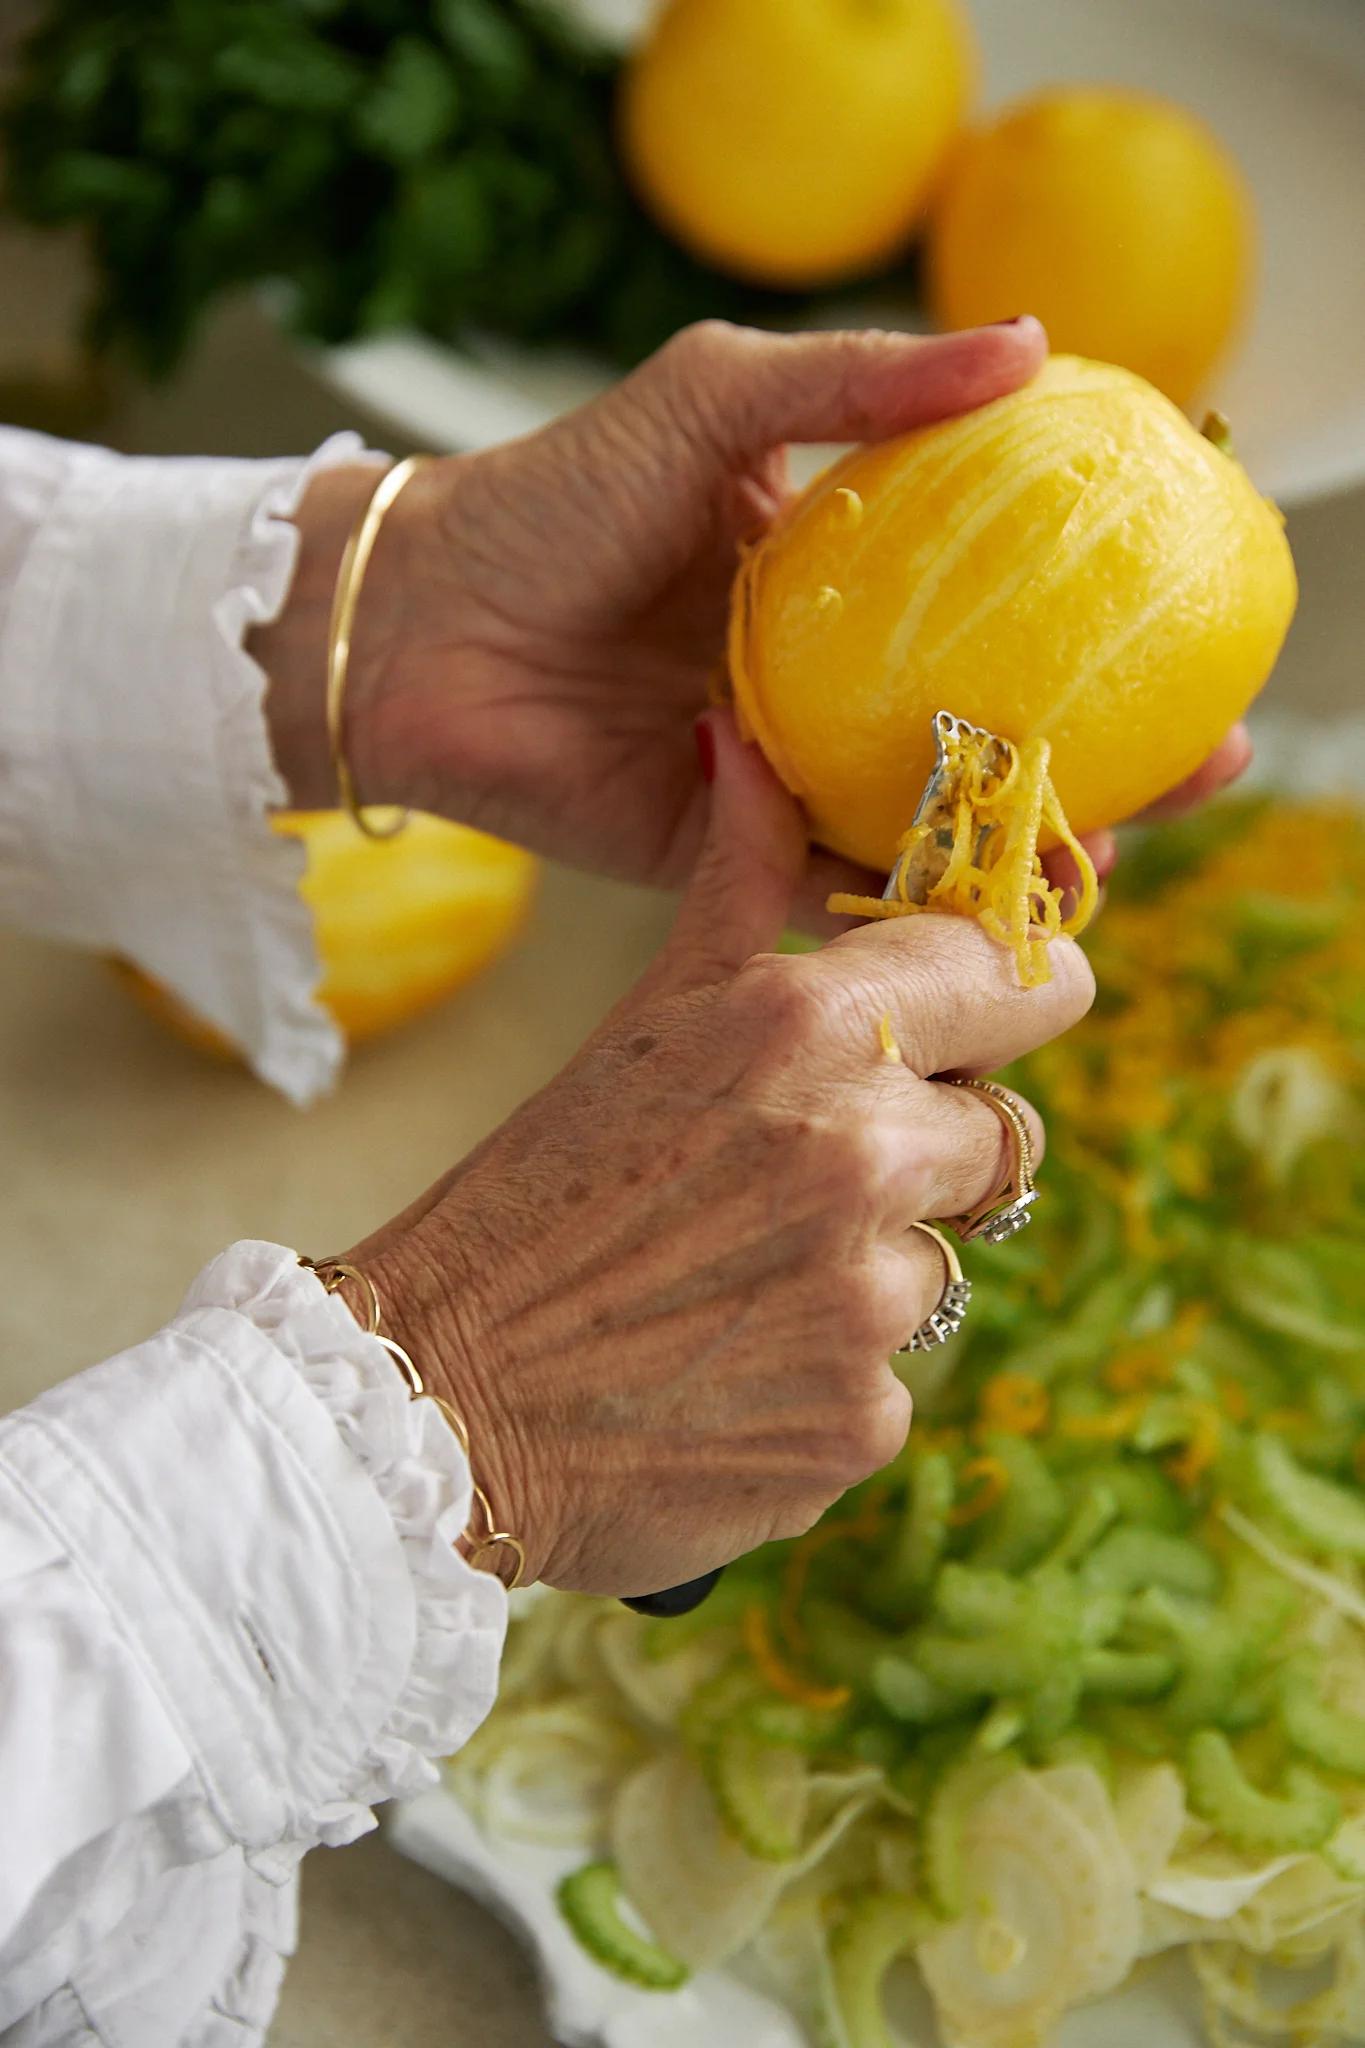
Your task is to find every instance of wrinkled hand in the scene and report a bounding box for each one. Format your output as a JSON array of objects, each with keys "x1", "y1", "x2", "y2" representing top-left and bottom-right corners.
[
  {"x1": 350, "y1": 714, "x2": 1094, "y2": 1598},
  {"x1": 356, "y1": 321, "x2": 1055, "y2": 918},
  {"x1": 261, "y1": 316, "x2": 1250, "y2": 922}
]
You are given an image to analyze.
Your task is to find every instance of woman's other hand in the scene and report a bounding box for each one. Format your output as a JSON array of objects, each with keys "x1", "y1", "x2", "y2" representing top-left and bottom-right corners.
[
  {"x1": 350, "y1": 714, "x2": 1094, "y2": 1599},
  {"x1": 259, "y1": 316, "x2": 1250, "y2": 922},
  {"x1": 262, "y1": 318, "x2": 1049, "y2": 923}
]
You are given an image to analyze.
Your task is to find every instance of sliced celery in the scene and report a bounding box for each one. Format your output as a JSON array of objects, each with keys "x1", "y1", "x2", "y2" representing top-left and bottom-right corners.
[
  {"x1": 825, "y1": 1891, "x2": 925, "y2": 2048},
  {"x1": 803, "y1": 1601, "x2": 899, "y2": 1694},
  {"x1": 558, "y1": 1862, "x2": 689, "y2": 1990},
  {"x1": 922, "y1": 1749, "x2": 1021, "y2": 1918},
  {"x1": 966, "y1": 1434, "x2": 1066, "y2": 1573},
  {"x1": 1223, "y1": 1236, "x2": 1364, "y2": 1355},
  {"x1": 744, "y1": 1696, "x2": 849, "y2": 1752},
  {"x1": 1024, "y1": 1662, "x2": 1084, "y2": 1746},
  {"x1": 1080, "y1": 1647, "x2": 1178, "y2": 1700},
  {"x1": 1081, "y1": 1459, "x2": 1189, "y2": 1534},
  {"x1": 707, "y1": 1723, "x2": 806, "y2": 1861},
  {"x1": 1246, "y1": 1435, "x2": 1365, "y2": 1560},
  {"x1": 911, "y1": 1627, "x2": 1054, "y2": 1699},
  {"x1": 680, "y1": 1661, "x2": 765, "y2": 1752},
  {"x1": 871, "y1": 1653, "x2": 966, "y2": 1727},
  {"x1": 1044, "y1": 1481, "x2": 1121, "y2": 1568},
  {"x1": 931, "y1": 1563, "x2": 1029, "y2": 1637},
  {"x1": 1184, "y1": 1731, "x2": 1340, "y2": 1855},
  {"x1": 1280, "y1": 1659, "x2": 1365, "y2": 1779},
  {"x1": 867, "y1": 1451, "x2": 953, "y2": 1621},
  {"x1": 1080, "y1": 1526, "x2": 1221, "y2": 1602}
]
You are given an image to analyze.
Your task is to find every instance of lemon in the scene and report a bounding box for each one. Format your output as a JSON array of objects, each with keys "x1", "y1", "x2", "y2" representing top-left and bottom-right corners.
[
  {"x1": 927, "y1": 89, "x2": 1254, "y2": 407},
  {"x1": 619, "y1": 0, "x2": 976, "y2": 289},
  {"x1": 116, "y1": 811, "x2": 538, "y2": 1056},
  {"x1": 728, "y1": 356, "x2": 1296, "y2": 874}
]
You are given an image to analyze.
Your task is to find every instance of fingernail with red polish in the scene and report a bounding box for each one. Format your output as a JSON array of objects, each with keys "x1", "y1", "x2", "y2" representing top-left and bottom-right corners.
[
  {"x1": 987, "y1": 316, "x2": 1027, "y2": 328},
  {"x1": 695, "y1": 716, "x2": 717, "y2": 786}
]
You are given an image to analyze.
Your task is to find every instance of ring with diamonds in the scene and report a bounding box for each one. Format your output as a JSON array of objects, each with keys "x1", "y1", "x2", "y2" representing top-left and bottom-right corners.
[
  {"x1": 905, "y1": 1221, "x2": 973, "y2": 1352},
  {"x1": 942, "y1": 1078, "x2": 1040, "y2": 1246}
]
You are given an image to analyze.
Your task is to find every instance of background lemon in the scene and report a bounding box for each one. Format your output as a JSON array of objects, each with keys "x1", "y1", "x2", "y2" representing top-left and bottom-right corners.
[
  {"x1": 619, "y1": 0, "x2": 976, "y2": 289},
  {"x1": 729, "y1": 356, "x2": 1296, "y2": 874},
  {"x1": 927, "y1": 89, "x2": 1254, "y2": 407},
  {"x1": 116, "y1": 811, "x2": 538, "y2": 1059}
]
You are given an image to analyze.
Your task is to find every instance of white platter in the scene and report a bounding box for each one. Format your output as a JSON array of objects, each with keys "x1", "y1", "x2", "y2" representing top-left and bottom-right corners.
[
  {"x1": 315, "y1": 0, "x2": 1365, "y2": 506},
  {"x1": 389, "y1": 1785, "x2": 1211, "y2": 2048}
]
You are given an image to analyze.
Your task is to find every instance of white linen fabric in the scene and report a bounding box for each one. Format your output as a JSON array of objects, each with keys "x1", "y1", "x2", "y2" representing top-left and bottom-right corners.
[
  {"x1": 0, "y1": 423, "x2": 362, "y2": 1105},
  {"x1": 0, "y1": 433, "x2": 509, "y2": 2043}
]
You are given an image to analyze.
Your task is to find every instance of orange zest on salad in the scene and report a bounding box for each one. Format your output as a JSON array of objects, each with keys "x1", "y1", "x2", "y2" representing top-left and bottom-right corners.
[
  {"x1": 1165, "y1": 1403, "x2": 1222, "y2": 1490},
  {"x1": 977, "y1": 1373, "x2": 1050, "y2": 1437},
  {"x1": 778, "y1": 1499, "x2": 884, "y2": 1651},
  {"x1": 1058, "y1": 1400, "x2": 1146, "y2": 1443},
  {"x1": 947, "y1": 1455, "x2": 1011, "y2": 1527},
  {"x1": 743, "y1": 1605, "x2": 851, "y2": 1712}
]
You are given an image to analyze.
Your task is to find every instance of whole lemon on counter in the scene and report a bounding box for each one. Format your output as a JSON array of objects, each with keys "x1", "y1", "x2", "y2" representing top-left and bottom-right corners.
[
  {"x1": 619, "y1": 0, "x2": 976, "y2": 288},
  {"x1": 728, "y1": 356, "x2": 1295, "y2": 874},
  {"x1": 927, "y1": 89, "x2": 1254, "y2": 406},
  {"x1": 115, "y1": 810, "x2": 538, "y2": 1058}
]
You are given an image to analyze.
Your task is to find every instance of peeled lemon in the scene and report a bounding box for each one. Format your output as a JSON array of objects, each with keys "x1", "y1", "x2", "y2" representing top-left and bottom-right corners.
[
  {"x1": 927, "y1": 88, "x2": 1254, "y2": 406},
  {"x1": 116, "y1": 811, "x2": 538, "y2": 1056},
  {"x1": 728, "y1": 356, "x2": 1296, "y2": 874},
  {"x1": 619, "y1": 0, "x2": 976, "y2": 289}
]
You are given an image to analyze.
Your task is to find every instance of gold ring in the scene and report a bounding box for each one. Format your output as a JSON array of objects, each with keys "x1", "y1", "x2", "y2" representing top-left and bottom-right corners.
[
  {"x1": 904, "y1": 1221, "x2": 973, "y2": 1353},
  {"x1": 942, "y1": 1078, "x2": 1040, "y2": 1246}
]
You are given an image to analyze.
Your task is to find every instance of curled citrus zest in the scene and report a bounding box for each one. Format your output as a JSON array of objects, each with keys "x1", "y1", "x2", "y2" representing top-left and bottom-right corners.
[
  {"x1": 1164, "y1": 1403, "x2": 1222, "y2": 1491},
  {"x1": 743, "y1": 1604, "x2": 851, "y2": 1712},
  {"x1": 1218, "y1": 1379, "x2": 1251, "y2": 1424},
  {"x1": 913, "y1": 1424, "x2": 967, "y2": 1456},
  {"x1": 1105, "y1": 1348, "x2": 1174, "y2": 1395},
  {"x1": 947, "y1": 1455, "x2": 1011, "y2": 1527},
  {"x1": 977, "y1": 1373, "x2": 1050, "y2": 1438},
  {"x1": 1058, "y1": 1401, "x2": 1146, "y2": 1443},
  {"x1": 778, "y1": 1499, "x2": 884, "y2": 1651},
  {"x1": 828, "y1": 729, "x2": 1097, "y2": 988},
  {"x1": 878, "y1": 1012, "x2": 903, "y2": 1063}
]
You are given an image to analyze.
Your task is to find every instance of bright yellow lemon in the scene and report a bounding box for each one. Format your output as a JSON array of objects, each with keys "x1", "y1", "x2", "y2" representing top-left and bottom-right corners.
[
  {"x1": 729, "y1": 356, "x2": 1296, "y2": 875},
  {"x1": 116, "y1": 810, "x2": 538, "y2": 1056},
  {"x1": 619, "y1": 0, "x2": 976, "y2": 289},
  {"x1": 927, "y1": 89, "x2": 1255, "y2": 406}
]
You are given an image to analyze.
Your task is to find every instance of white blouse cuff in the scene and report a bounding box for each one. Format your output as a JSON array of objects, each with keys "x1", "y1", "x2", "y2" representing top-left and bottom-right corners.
[
  {"x1": 0, "y1": 431, "x2": 376, "y2": 1105},
  {"x1": 2, "y1": 1240, "x2": 506, "y2": 1880}
]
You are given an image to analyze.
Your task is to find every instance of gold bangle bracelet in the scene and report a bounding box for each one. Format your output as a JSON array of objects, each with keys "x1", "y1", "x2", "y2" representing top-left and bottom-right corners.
[
  {"x1": 325, "y1": 454, "x2": 433, "y2": 841},
  {"x1": 300, "y1": 1254, "x2": 526, "y2": 1591}
]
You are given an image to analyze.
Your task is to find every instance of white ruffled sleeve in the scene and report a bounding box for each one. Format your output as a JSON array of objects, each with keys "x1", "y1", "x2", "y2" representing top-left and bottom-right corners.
[
  {"x1": 0, "y1": 1240, "x2": 507, "y2": 2048},
  {"x1": 0, "y1": 425, "x2": 375, "y2": 1104}
]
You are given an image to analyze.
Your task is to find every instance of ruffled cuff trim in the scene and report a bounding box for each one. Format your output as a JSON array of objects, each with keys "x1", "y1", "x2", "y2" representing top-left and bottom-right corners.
[
  {"x1": 211, "y1": 432, "x2": 363, "y2": 1107},
  {"x1": 182, "y1": 1242, "x2": 507, "y2": 1875}
]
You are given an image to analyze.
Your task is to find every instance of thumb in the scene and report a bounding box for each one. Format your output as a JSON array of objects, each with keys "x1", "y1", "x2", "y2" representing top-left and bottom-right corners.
[{"x1": 642, "y1": 709, "x2": 808, "y2": 1000}]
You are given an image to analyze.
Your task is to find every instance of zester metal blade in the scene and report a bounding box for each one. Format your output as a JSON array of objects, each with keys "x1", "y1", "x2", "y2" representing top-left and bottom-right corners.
[{"x1": 883, "y1": 710, "x2": 1013, "y2": 905}]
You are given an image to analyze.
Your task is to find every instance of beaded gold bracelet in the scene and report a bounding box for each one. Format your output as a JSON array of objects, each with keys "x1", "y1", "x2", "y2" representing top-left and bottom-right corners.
[
  {"x1": 324, "y1": 453, "x2": 433, "y2": 841},
  {"x1": 300, "y1": 1254, "x2": 526, "y2": 1590}
]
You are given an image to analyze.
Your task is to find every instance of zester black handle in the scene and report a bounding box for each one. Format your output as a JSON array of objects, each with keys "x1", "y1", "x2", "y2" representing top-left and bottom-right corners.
[{"x1": 620, "y1": 1566, "x2": 725, "y2": 1618}]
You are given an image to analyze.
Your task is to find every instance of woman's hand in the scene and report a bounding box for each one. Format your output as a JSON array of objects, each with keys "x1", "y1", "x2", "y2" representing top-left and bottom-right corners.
[
  {"x1": 266, "y1": 321, "x2": 1051, "y2": 920},
  {"x1": 259, "y1": 316, "x2": 1250, "y2": 918},
  {"x1": 349, "y1": 714, "x2": 1095, "y2": 1598}
]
